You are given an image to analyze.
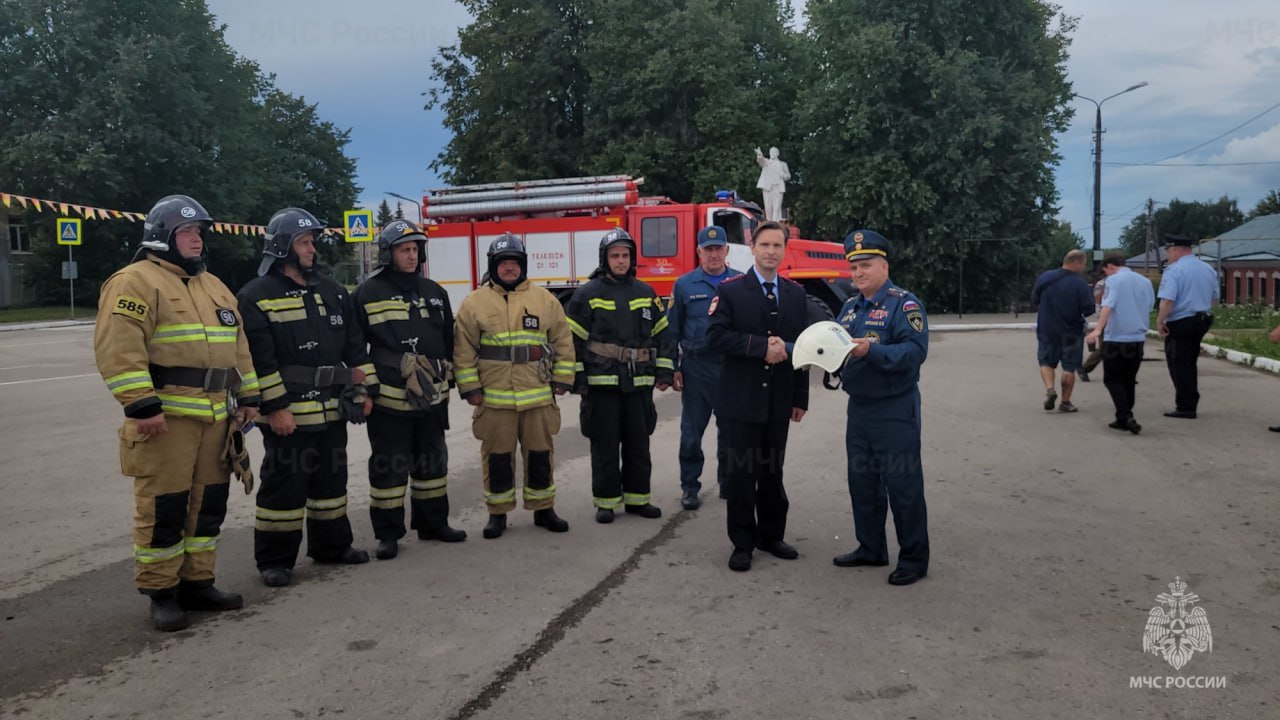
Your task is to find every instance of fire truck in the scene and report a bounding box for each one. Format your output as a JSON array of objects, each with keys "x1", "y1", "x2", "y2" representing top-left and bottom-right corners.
[{"x1": 419, "y1": 175, "x2": 853, "y2": 316}]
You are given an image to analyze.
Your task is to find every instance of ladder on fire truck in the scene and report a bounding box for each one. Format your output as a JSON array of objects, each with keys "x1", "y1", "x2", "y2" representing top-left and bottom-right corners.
[{"x1": 423, "y1": 175, "x2": 644, "y2": 219}]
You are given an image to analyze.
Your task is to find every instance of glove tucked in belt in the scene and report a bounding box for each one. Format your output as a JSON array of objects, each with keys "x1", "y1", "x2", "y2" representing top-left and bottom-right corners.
[
  {"x1": 223, "y1": 417, "x2": 254, "y2": 494},
  {"x1": 400, "y1": 354, "x2": 445, "y2": 411},
  {"x1": 338, "y1": 384, "x2": 370, "y2": 424}
]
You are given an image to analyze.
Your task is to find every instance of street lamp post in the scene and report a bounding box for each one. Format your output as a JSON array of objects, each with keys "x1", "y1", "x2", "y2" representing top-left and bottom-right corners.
[
  {"x1": 385, "y1": 191, "x2": 423, "y2": 225},
  {"x1": 1072, "y1": 82, "x2": 1148, "y2": 261}
]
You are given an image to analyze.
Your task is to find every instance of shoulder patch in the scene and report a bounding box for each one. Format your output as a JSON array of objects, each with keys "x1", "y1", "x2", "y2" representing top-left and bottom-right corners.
[
  {"x1": 708, "y1": 296, "x2": 720, "y2": 316},
  {"x1": 111, "y1": 295, "x2": 150, "y2": 322},
  {"x1": 907, "y1": 312, "x2": 924, "y2": 333},
  {"x1": 902, "y1": 299, "x2": 920, "y2": 312}
]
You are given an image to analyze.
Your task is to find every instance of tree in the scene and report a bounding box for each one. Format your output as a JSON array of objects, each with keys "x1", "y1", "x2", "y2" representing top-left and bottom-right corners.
[
  {"x1": 1248, "y1": 189, "x2": 1280, "y2": 220},
  {"x1": 796, "y1": 0, "x2": 1077, "y2": 311},
  {"x1": 1117, "y1": 196, "x2": 1245, "y2": 257},
  {"x1": 394, "y1": 202, "x2": 405, "y2": 221},
  {"x1": 0, "y1": 0, "x2": 360, "y2": 301},
  {"x1": 376, "y1": 199, "x2": 394, "y2": 229}
]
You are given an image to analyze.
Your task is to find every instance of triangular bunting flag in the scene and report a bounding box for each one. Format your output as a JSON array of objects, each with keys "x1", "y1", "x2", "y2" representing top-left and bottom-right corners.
[
  {"x1": 16, "y1": 196, "x2": 28, "y2": 209},
  {"x1": 31, "y1": 198, "x2": 43, "y2": 212},
  {"x1": 1, "y1": 194, "x2": 9, "y2": 208},
  {"x1": 60, "y1": 203, "x2": 69, "y2": 214}
]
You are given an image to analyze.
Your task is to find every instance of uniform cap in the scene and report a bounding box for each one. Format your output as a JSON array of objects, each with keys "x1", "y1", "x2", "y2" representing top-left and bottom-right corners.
[
  {"x1": 1163, "y1": 233, "x2": 1196, "y2": 247},
  {"x1": 843, "y1": 229, "x2": 891, "y2": 261},
  {"x1": 697, "y1": 226, "x2": 728, "y2": 247}
]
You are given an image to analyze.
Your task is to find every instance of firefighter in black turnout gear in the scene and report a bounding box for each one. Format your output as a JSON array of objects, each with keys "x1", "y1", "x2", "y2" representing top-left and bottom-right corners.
[
  {"x1": 238, "y1": 207, "x2": 378, "y2": 587},
  {"x1": 355, "y1": 221, "x2": 466, "y2": 560},
  {"x1": 566, "y1": 229, "x2": 676, "y2": 523}
]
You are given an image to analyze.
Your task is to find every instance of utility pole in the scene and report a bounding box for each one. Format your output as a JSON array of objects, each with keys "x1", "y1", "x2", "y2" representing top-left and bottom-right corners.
[{"x1": 1144, "y1": 198, "x2": 1156, "y2": 274}]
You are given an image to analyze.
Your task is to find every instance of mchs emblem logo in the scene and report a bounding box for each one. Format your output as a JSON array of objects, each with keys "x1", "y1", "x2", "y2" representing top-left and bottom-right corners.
[{"x1": 1143, "y1": 577, "x2": 1212, "y2": 670}]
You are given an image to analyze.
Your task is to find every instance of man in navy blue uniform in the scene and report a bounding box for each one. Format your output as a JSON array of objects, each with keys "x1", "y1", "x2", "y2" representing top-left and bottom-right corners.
[
  {"x1": 668, "y1": 226, "x2": 743, "y2": 510},
  {"x1": 832, "y1": 229, "x2": 930, "y2": 586},
  {"x1": 706, "y1": 221, "x2": 809, "y2": 572}
]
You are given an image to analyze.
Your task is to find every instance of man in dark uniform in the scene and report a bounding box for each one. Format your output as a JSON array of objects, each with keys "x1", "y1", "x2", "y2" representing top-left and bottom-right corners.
[
  {"x1": 566, "y1": 228, "x2": 675, "y2": 523},
  {"x1": 832, "y1": 229, "x2": 930, "y2": 586},
  {"x1": 238, "y1": 208, "x2": 378, "y2": 587},
  {"x1": 705, "y1": 221, "x2": 809, "y2": 572},
  {"x1": 668, "y1": 226, "x2": 743, "y2": 510},
  {"x1": 354, "y1": 220, "x2": 466, "y2": 561}
]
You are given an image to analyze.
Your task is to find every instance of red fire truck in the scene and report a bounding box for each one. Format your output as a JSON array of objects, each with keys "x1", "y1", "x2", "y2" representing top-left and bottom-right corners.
[{"x1": 419, "y1": 175, "x2": 852, "y2": 316}]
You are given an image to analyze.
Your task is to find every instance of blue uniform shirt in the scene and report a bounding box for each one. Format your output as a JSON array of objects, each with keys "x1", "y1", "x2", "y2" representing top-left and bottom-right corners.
[
  {"x1": 836, "y1": 280, "x2": 929, "y2": 401},
  {"x1": 1157, "y1": 254, "x2": 1218, "y2": 320},
  {"x1": 1100, "y1": 267, "x2": 1155, "y2": 342},
  {"x1": 668, "y1": 266, "x2": 743, "y2": 369}
]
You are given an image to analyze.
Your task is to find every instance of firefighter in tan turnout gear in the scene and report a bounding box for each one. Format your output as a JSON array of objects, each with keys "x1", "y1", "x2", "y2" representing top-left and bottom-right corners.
[
  {"x1": 354, "y1": 220, "x2": 467, "y2": 560},
  {"x1": 94, "y1": 195, "x2": 261, "y2": 632},
  {"x1": 237, "y1": 207, "x2": 378, "y2": 587},
  {"x1": 453, "y1": 233, "x2": 576, "y2": 539}
]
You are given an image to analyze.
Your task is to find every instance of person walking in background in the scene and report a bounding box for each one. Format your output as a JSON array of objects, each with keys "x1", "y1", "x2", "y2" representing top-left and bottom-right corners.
[
  {"x1": 1031, "y1": 249, "x2": 1094, "y2": 413},
  {"x1": 1155, "y1": 234, "x2": 1218, "y2": 419},
  {"x1": 1085, "y1": 255, "x2": 1155, "y2": 435}
]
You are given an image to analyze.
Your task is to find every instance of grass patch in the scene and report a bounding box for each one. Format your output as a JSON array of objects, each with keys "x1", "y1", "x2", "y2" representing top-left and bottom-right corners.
[
  {"x1": 1205, "y1": 328, "x2": 1278, "y2": 360},
  {"x1": 1208, "y1": 303, "x2": 1280, "y2": 330},
  {"x1": 0, "y1": 305, "x2": 88, "y2": 324}
]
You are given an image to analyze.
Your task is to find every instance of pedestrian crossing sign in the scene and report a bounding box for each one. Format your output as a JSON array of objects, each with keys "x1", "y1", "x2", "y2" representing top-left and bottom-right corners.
[
  {"x1": 56, "y1": 218, "x2": 82, "y2": 246},
  {"x1": 344, "y1": 209, "x2": 374, "y2": 243}
]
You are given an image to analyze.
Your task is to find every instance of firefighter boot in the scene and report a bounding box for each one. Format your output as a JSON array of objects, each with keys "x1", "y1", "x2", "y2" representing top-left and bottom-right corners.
[
  {"x1": 533, "y1": 508, "x2": 569, "y2": 533},
  {"x1": 376, "y1": 539, "x2": 399, "y2": 560},
  {"x1": 483, "y1": 513, "x2": 507, "y2": 539},
  {"x1": 148, "y1": 589, "x2": 190, "y2": 632},
  {"x1": 177, "y1": 580, "x2": 244, "y2": 612},
  {"x1": 595, "y1": 508, "x2": 615, "y2": 524},
  {"x1": 625, "y1": 504, "x2": 663, "y2": 519},
  {"x1": 419, "y1": 519, "x2": 468, "y2": 543}
]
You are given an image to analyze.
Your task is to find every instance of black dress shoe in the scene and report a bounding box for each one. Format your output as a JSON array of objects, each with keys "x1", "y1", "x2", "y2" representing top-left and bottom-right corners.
[
  {"x1": 419, "y1": 525, "x2": 467, "y2": 542},
  {"x1": 533, "y1": 508, "x2": 569, "y2": 532},
  {"x1": 595, "y1": 508, "x2": 615, "y2": 524},
  {"x1": 718, "y1": 485, "x2": 728, "y2": 500},
  {"x1": 1163, "y1": 410, "x2": 1196, "y2": 419},
  {"x1": 728, "y1": 549, "x2": 752, "y2": 572},
  {"x1": 260, "y1": 567, "x2": 292, "y2": 587},
  {"x1": 625, "y1": 503, "x2": 662, "y2": 519},
  {"x1": 1126, "y1": 417, "x2": 1142, "y2": 435},
  {"x1": 1107, "y1": 420, "x2": 1128, "y2": 431},
  {"x1": 375, "y1": 539, "x2": 399, "y2": 560},
  {"x1": 177, "y1": 581, "x2": 243, "y2": 611},
  {"x1": 832, "y1": 551, "x2": 889, "y2": 568},
  {"x1": 483, "y1": 514, "x2": 507, "y2": 539},
  {"x1": 149, "y1": 590, "x2": 190, "y2": 632},
  {"x1": 887, "y1": 567, "x2": 927, "y2": 586},
  {"x1": 680, "y1": 492, "x2": 701, "y2": 511},
  {"x1": 1270, "y1": 425, "x2": 1280, "y2": 433},
  {"x1": 315, "y1": 547, "x2": 369, "y2": 565},
  {"x1": 757, "y1": 539, "x2": 798, "y2": 559}
]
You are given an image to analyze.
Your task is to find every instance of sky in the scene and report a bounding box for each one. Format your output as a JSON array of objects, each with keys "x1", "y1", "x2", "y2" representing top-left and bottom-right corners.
[{"x1": 207, "y1": 0, "x2": 1280, "y2": 248}]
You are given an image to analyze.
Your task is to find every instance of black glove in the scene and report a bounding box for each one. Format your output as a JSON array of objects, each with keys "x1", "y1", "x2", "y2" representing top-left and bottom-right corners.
[{"x1": 338, "y1": 385, "x2": 370, "y2": 424}]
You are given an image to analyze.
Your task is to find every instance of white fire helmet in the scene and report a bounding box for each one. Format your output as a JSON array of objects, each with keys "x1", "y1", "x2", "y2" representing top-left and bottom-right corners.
[{"x1": 792, "y1": 321, "x2": 856, "y2": 373}]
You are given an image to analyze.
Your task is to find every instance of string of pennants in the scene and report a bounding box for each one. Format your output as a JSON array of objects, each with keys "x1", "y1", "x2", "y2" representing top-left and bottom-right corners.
[{"x1": 0, "y1": 190, "x2": 267, "y2": 236}]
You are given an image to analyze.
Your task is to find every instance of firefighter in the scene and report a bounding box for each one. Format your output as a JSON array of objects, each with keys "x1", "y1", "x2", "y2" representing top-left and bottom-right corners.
[
  {"x1": 566, "y1": 228, "x2": 675, "y2": 523},
  {"x1": 453, "y1": 233, "x2": 575, "y2": 539},
  {"x1": 94, "y1": 195, "x2": 261, "y2": 631},
  {"x1": 354, "y1": 220, "x2": 466, "y2": 560},
  {"x1": 237, "y1": 207, "x2": 378, "y2": 587}
]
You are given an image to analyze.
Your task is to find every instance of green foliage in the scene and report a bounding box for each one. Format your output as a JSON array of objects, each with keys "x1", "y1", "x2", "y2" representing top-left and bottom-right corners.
[
  {"x1": 1118, "y1": 197, "x2": 1245, "y2": 257},
  {"x1": 1209, "y1": 302, "x2": 1280, "y2": 330},
  {"x1": 0, "y1": 0, "x2": 360, "y2": 300},
  {"x1": 1247, "y1": 189, "x2": 1280, "y2": 220},
  {"x1": 376, "y1": 200, "x2": 394, "y2": 228},
  {"x1": 1205, "y1": 328, "x2": 1279, "y2": 360}
]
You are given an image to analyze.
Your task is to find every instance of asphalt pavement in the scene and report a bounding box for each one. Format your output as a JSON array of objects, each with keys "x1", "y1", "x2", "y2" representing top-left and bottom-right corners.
[{"x1": 1, "y1": 324, "x2": 1277, "y2": 719}]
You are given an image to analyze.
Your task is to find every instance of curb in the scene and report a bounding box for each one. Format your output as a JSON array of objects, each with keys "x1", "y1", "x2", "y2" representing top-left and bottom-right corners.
[
  {"x1": 0, "y1": 319, "x2": 95, "y2": 333},
  {"x1": 932, "y1": 323, "x2": 1036, "y2": 332}
]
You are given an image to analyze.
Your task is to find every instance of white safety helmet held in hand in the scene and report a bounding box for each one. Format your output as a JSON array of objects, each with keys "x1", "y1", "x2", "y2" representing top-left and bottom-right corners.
[{"x1": 792, "y1": 321, "x2": 856, "y2": 373}]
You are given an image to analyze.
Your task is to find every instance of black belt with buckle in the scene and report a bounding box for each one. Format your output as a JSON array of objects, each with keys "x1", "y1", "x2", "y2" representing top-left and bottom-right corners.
[
  {"x1": 279, "y1": 364, "x2": 355, "y2": 387},
  {"x1": 149, "y1": 365, "x2": 238, "y2": 392},
  {"x1": 477, "y1": 345, "x2": 546, "y2": 364}
]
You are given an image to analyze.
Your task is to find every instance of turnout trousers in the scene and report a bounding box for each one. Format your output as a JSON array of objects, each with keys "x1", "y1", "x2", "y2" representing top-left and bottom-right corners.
[
  {"x1": 254, "y1": 422, "x2": 355, "y2": 570},
  {"x1": 1165, "y1": 314, "x2": 1211, "y2": 413},
  {"x1": 581, "y1": 388, "x2": 656, "y2": 509},
  {"x1": 722, "y1": 413, "x2": 791, "y2": 552},
  {"x1": 678, "y1": 355, "x2": 727, "y2": 495},
  {"x1": 1102, "y1": 341, "x2": 1145, "y2": 422},
  {"x1": 473, "y1": 404, "x2": 560, "y2": 514},
  {"x1": 845, "y1": 391, "x2": 930, "y2": 573},
  {"x1": 121, "y1": 415, "x2": 232, "y2": 592},
  {"x1": 367, "y1": 407, "x2": 451, "y2": 541}
]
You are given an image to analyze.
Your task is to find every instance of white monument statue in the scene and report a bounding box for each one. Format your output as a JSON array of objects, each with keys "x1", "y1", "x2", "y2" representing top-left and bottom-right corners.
[{"x1": 754, "y1": 146, "x2": 791, "y2": 222}]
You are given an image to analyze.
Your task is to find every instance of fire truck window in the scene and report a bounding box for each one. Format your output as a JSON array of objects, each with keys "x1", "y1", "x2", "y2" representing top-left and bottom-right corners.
[{"x1": 640, "y1": 217, "x2": 678, "y2": 258}]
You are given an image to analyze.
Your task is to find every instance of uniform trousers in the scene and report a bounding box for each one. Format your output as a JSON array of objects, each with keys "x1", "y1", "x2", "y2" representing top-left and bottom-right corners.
[
  {"x1": 582, "y1": 388, "x2": 656, "y2": 508},
  {"x1": 254, "y1": 422, "x2": 354, "y2": 569},
  {"x1": 722, "y1": 410, "x2": 791, "y2": 552},
  {"x1": 678, "y1": 355, "x2": 727, "y2": 495},
  {"x1": 473, "y1": 403, "x2": 560, "y2": 514},
  {"x1": 1102, "y1": 340, "x2": 1145, "y2": 422},
  {"x1": 367, "y1": 406, "x2": 451, "y2": 540},
  {"x1": 1165, "y1": 314, "x2": 1211, "y2": 412},
  {"x1": 845, "y1": 390, "x2": 929, "y2": 573},
  {"x1": 121, "y1": 415, "x2": 231, "y2": 592}
]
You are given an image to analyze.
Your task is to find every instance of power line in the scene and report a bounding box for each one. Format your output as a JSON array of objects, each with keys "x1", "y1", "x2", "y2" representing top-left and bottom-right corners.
[
  {"x1": 1148, "y1": 99, "x2": 1280, "y2": 163},
  {"x1": 1105, "y1": 160, "x2": 1280, "y2": 167}
]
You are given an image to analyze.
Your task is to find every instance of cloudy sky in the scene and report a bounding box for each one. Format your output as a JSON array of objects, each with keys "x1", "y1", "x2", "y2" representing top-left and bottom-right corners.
[{"x1": 207, "y1": 0, "x2": 1280, "y2": 247}]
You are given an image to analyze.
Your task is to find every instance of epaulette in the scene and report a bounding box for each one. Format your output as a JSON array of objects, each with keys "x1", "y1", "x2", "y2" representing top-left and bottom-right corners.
[
  {"x1": 780, "y1": 276, "x2": 802, "y2": 286},
  {"x1": 721, "y1": 274, "x2": 747, "y2": 284},
  {"x1": 887, "y1": 287, "x2": 906, "y2": 297}
]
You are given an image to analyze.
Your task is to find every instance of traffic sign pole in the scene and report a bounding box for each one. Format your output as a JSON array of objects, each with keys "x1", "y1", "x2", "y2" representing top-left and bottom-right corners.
[{"x1": 68, "y1": 245, "x2": 74, "y2": 320}]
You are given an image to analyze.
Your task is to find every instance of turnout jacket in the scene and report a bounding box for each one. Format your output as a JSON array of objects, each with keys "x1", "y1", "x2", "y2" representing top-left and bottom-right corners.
[
  {"x1": 565, "y1": 274, "x2": 676, "y2": 393},
  {"x1": 453, "y1": 278, "x2": 575, "y2": 411},
  {"x1": 237, "y1": 271, "x2": 377, "y2": 429},
  {"x1": 354, "y1": 270, "x2": 454, "y2": 416},
  {"x1": 94, "y1": 253, "x2": 260, "y2": 422}
]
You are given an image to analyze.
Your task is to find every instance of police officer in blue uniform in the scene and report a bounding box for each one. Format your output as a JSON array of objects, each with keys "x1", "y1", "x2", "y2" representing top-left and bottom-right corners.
[
  {"x1": 1155, "y1": 234, "x2": 1218, "y2": 419},
  {"x1": 668, "y1": 226, "x2": 743, "y2": 510},
  {"x1": 706, "y1": 221, "x2": 809, "y2": 572},
  {"x1": 833, "y1": 229, "x2": 930, "y2": 586}
]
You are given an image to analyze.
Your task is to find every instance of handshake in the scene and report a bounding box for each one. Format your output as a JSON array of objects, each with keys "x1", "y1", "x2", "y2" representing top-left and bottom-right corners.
[{"x1": 765, "y1": 335, "x2": 789, "y2": 365}]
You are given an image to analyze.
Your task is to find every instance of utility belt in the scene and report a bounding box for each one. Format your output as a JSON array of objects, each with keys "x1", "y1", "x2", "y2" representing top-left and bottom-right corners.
[
  {"x1": 149, "y1": 364, "x2": 240, "y2": 392},
  {"x1": 370, "y1": 347, "x2": 448, "y2": 369},
  {"x1": 477, "y1": 345, "x2": 550, "y2": 364},
  {"x1": 279, "y1": 364, "x2": 356, "y2": 388},
  {"x1": 1168, "y1": 312, "x2": 1214, "y2": 330},
  {"x1": 586, "y1": 341, "x2": 652, "y2": 363}
]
